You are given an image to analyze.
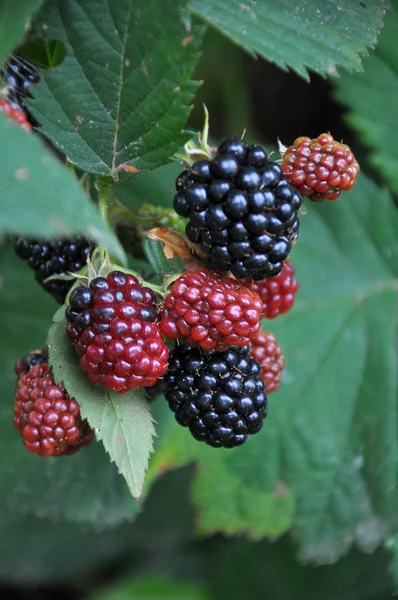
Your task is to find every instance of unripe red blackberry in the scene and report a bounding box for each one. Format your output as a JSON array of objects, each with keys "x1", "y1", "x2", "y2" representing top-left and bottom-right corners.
[
  {"x1": 15, "y1": 346, "x2": 49, "y2": 378},
  {"x1": 241, "y1": 259, "x2": 298, "y2": 319},
  {"x1": 66, "y1": 271, "x2": 169, "y2": 393},
  {"x1": 13, "y1": 363, "x2": 93, "y2": 456},
  {"x1": 160, "y1": 268, "x2": 262, "y2": 351},
  {"x1": 0, "y1": 98, "x2": 31, "y2": 131},
  {"x1": 15, "y1": 236, "x2": 91, "y2": 304},
  {"x1": 250, "y1": 331, "x2": 285, "y2": 393},
  {"x1": 282, "y1": 133, "x2": 360, "y2": 202},
  {"x1": 174, "y1": 138, "x2": 302, "y2": 280},
  {"x1": 164, "y1": 344, "x2": 268, "y2": 448}
]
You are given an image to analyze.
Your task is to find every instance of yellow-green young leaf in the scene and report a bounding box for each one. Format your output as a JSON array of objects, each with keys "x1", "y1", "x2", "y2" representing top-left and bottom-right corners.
[
  {"x1": 334, "y1": 0, "x2": 398, "y2": 193},
  {"x1": 29, "y1": 0, "x2": 203, "y2": 176},
  {"x1": 0, "y1": 116, "x2": 125, "y2": 263},
  {"x1": 189, "y1": 0, "x2": 388, "y2": 80},
  {"x1": 0, "y1": 0, "x2": 43, "y2": 65},
  {"x1": 148, "y1": 172, "x2": 398, "y2": 563},
  {"x1": 0, "y1": 245, "x2": 138, "y2": 526},
  {"x1": 47, "y1": 311, "x2": 156, "y2": 499}
]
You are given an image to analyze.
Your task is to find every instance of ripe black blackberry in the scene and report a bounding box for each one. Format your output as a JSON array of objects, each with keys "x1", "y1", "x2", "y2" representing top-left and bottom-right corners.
[
  {"x1": 15, "y1": 237, "x2": 91, "y2": 304},
  {"x1": 1, "y1": 54, "x2": 41, "y2": 125},
  {"x1": 174, "y1": 138, "x2": 302, "y2": 280},
  {"x1": 164, "y1": 343, "x2": 268, "y2": 448}
]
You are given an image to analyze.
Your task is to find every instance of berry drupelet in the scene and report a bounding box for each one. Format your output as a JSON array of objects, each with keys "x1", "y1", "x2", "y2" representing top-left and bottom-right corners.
[
  {"x1": 0, "y1": 98, "x2": 31, "y2": 131},
  {"x1": 174, "y1": 137, "x2": 302, "y2": 280},
  {"x1": 160, "y1": 268, "x2": 262, "y2": 351},
  {"x1": 164, "y1": 343, "x2": 268, "y2": 448},
  {"x1": 14, "y1": 236, "x2": 91, "y2": 304},
  {"x1": 241, "y1": 259, "x2": 299, "y2": 319},
  {"x1": 15, "y1": 346, "x2": 49, "y2": 378},
  {"x1": 13, "y1": 363, "x2": 93, "y2": 456},
  {"x1": 66, "y1": 271, "x2": 169, "y2": 393},
  {"x1": 282, "y1": 133, "x2": 360, "y2": 202},
  {"x1": 250, "y1": 331, "x2": 285, "y2": 393}
]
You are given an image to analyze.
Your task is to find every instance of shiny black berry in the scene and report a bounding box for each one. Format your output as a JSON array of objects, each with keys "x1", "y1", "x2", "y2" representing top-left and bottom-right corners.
[
  {"x1": 174, "y1": 137, "x2": 301, "y2": 280},
  {"x1": 1, "y1": 55, "x2": 41, "y2": 126},
  {"x1": 15, "y1": 236, "x2": 91, "y2": 304},
  {"x1": 164, "y1": 344, "x2": 268, "y2": 448}
]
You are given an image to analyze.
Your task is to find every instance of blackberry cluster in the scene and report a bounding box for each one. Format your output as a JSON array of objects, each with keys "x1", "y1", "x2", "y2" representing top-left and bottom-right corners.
[
  {"x1": 1, "y1": 54, "x2": 40, "y2": 124},
  {"x1": 66, "y1": 271, "x2": 169, "y2": 392},
  {"x1": 14, "y1": 363, "x2": 93, "y2": 457},
  {"x1": 15, "y1": 237, "x2": 91, "y2": 304},
  {"x1": 15, "y1": 346, "x2": 49, "y2": 378},
  {"x1": 164, "y1": 343, "x2": 268, "y2": 448},
  {"x1": 174, "y1": 138, "x2": 302, "y2": 280}
]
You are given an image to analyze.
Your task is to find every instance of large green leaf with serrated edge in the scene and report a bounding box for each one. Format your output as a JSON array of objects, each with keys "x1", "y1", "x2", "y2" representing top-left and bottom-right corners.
[
  {"x1": 0, "y1": 116, "x2": 125, "y2": 263},
  {"x1": 48, "y1": 309, "x2": 156, "y2": 499},
  {"x1": 0, "y1": 244, "x2": 139, "y2": 526},
  {"x1": 0, "y1": 0, "x2": 43, "y2": 65},
  {"x1": 147, "y1": 172, "x2": 398, "y2": 564},
  {"x1": 333, "y1": 0, "x2": 398, "y2": 193},
  {"x1": 29, "y1": 0, "x2": 202, "y2": 177},
  {"x1": 189, "y1": 0, "x2": 388, "y2": 80}
]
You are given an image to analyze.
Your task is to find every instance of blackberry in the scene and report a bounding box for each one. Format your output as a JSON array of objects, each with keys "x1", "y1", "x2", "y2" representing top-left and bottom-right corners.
[
  {"x1": 174, "y1": 138, "x2": 302, "y2": 280},
  {"x1": 66, "y1": 271, "x2": 169, "y2": 393},
  {"x1": 164, "y1": 344, "x2": 268, "y2": 448},
  {"x1": 1, "y1": 54, "x2": 41, "y2": 126},
  {"x1": 15, "y1": 236, "x2": 91, "y2": 304}
]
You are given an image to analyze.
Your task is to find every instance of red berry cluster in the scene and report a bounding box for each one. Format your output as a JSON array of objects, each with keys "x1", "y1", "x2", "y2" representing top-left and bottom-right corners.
[
  {"x1": 250, "y1": 332, "x2": 285, "y2": 393},
  {"x1": 242, "y1": 259, "x2": 298, "y2": 319},
  {"x1": 0, "y1": 99, "x2": 31, "y2": 132},
  {"x1": 14, "y1": 363, "x2": 93, "y2": 457},
  {"x1": 160, "y1": 268, "x2": 262, "y2": 351},
  {"x1": 66, "y1": 271, "x2": 169, "y2": 393},
  {"x1": 282, "y1": 133, "x2": 360, "y2": 202}
]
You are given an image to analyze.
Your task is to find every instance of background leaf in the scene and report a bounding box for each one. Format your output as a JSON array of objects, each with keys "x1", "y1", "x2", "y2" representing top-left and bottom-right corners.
[
  {"x1": 90, "y1": 576, "x2": 209, "y2": 600},
  {"x1": 334, "y1": 0, "x2": 398, "y2": 193},
  {"x1": 0, "y1": 0, "x2": 43, "y2": 65},
  {"x1": 29, "y1": 0, "x2": 203, "y2": 176},
  {"x1": 189, "y1": 0, "x2": 388, "y2": 80},
  {"x1": 148, "y1": 172, "x2": 398, "y2": 563},
  {"x1": 48, "y1": 311, "x2": 156, "y2": 499},
  {"x1": 0, "y1": 245, "x2": 139, "y2": 526},
  {"x1": 0, "y1": 116, "x2": 125, "y2": 263}
]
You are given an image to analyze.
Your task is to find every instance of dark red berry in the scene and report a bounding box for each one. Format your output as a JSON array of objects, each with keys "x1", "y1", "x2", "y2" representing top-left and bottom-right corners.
[
  {"x1": 282, "y1": 133, "x2": 360, "y2": 202},
  {"x1": 250, "y1": 331, "x2": 285, "y2": 393},
  {"x1": 66, "y1": 271, "x2": 169, "y2": 393},
  {"x1": 242, "y1": 259, "x2": 299, "y2": 319},
  {"x1": 160, "y1": 268, "x2": 262, "y2": 352},
  {"x1": 13, "y1": 363, "x2": 93, "y2": 456},
  {"x1": 15, "y1": 346, "x2": 49, "y2": 378},
  {"x1": 0, "y1": 99, "x2": 31, "y2": 131}
]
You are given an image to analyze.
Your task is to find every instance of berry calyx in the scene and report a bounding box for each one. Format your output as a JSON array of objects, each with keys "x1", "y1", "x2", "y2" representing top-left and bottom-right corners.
[
  {"x1": 0, "y1": 99, "x2": 31, "y2": 131},
  {"x1": 250, "y1": 331, "x2": 285, "y2": 393},
  {"x1": 241, "y1": 259, "x2": 299, "y2": 319},
  {"x1": 66, "y1": 271, "x2": 169, "y2": 393},
  {"x1": 174, "y1": 137, "x2": 302, "y2": 280},
  {"x1": 14, "y1": 236, "x2": 91, "y2": 304},
  {"x1": 160, "y1": 268, "x2": 262, "y2": 351},
  {"x1": 164, "y1": 343, "x2": 268, "y2": 448},
  {"x1": 13, "y1": 363, "x2": 93, "y2": 456},
  {"x1": 281, "y1": 133, "x2": 360, "y2": 202}
]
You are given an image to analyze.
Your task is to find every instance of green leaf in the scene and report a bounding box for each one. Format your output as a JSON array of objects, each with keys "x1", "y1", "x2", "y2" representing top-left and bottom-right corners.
[
  {"x1": 29, "y1": 0, "x2": 203, "y2": 176},
  {"x1": 142, "y1": 237, "x2": 184, "y2": 278},
  {"x1": 0, "y1": 116, "x2": 125, "y2": 263},
  {"x1": 48, "y1": 311, "x2": 156, "y2": 499},
  {"x1": 0, "y1": 244, "x2": 139, "y2": 526},
  {"x1": 148, "y1": 172, "x2": 398, "y2": 563},
  {"x1": 333, "y1": 1, "x2": 398, "y2": 193},
  {"x1": 189, "y1": 0, "x2": 388, "y2": 80},
  {"x1": 90, "y1": 576, "x2": 209, "y2": 600},
  {"x1": 0, "y1": 0, "x2": 43, "y2": 65}
]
